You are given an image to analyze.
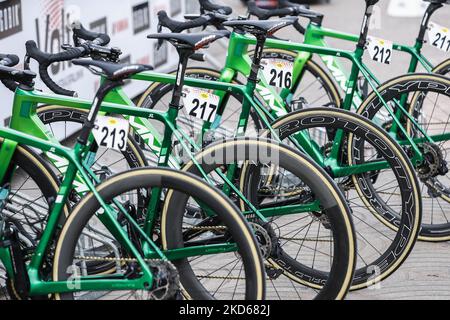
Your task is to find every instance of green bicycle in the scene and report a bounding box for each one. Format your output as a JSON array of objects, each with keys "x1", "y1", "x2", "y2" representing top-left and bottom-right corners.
[
  {"x1": 0, "y1": 54, "x2": 267, "y2": 300},
  {"x1": 245, "y1": 0, "x2": 450, "y2": 241},
  {"x1": 35, "y1": 15, "x2": 423, "y2": 290}
]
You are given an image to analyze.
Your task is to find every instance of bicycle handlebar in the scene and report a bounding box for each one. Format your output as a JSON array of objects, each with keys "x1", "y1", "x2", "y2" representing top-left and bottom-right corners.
[{"x1": 72, "y1": 22, "x2": 111, "y2": 46}]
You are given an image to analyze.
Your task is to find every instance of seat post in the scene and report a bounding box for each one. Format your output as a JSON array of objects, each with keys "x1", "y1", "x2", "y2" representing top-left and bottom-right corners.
[
  {"x1": 357, "y1": 1, "x2": 377, "y2": 50},
  {"x1": 248, "y1": 34, "x2": 267, "y2": 85},
  {"x1": 169, "y1": 48, "x2": 193, "y2": 109}
]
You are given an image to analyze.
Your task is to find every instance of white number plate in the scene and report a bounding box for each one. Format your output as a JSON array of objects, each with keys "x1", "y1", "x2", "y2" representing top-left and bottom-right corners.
[
  {"x1": 261, "y1": 58, "x2": 293, "y2": 89},
  {"x1": 428, "y1": 22, "x2": 450, "y2": 52},
  {"x1": 367, "y1": 36, "x2": 393, "y2": 64},
  {"x1": 182, "y1": 86, "x2": 219, "y2": 123},
  {"x1": 93, "y1": 115, "x2": 129, "y2": 151}
]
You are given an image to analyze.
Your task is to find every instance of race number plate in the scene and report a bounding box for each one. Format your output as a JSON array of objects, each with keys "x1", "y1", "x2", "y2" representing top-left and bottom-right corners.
[
  {"x1": 367, "y1": 36, "x2": 393, "y2": 64},
  {"x1": 182, "y1": 86, "x2": 219, "y2": 123},
  {"x1": 93, "y1": 115, "x2": 129, "y2": 151},
  {"x1": 261, "y1": 58, "x2": 293, "y2": 89},
  {"x1": 427, "y1": 22, "x2": 450, "y2": 52}
]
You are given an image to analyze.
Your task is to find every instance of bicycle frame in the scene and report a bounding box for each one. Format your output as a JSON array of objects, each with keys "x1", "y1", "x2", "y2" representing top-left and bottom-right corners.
[
  {"x1": 5, "y1": 69, "x2": 334, "y2": 238},
  {"x1": 2, "y1": 74, "x2": 280, "y2": 295},
  {"x1": 297, "y1": 22, "x2": 434, "y2": 110}
]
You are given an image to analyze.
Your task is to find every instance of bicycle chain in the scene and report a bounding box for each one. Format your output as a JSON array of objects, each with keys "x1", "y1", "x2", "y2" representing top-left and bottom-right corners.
[
  {"x1": 278, "y1": 237, "x2": 333, "y2": 242},
  {"x1": 182, "y1": 226, "x2": 227, "y2": 231},
  {"x1": 75, "y1": 255, "x2": 166, "y2": 264},
  {"x1": 258, "y1": 185, "x2": 308, "y2": 196},
  {"x1": 196, "y1": 263, "x2": 285, "y2": 281}
]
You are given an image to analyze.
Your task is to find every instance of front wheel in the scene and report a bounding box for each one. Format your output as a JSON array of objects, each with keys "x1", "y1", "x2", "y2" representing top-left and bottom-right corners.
[{"x1": 169, "y1": 138, "x2": 357, "y2": 300}]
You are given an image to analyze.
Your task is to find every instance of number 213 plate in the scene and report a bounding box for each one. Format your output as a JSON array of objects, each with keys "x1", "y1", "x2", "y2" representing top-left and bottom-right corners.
[{"x1": 93, "y1": 115, "x2": 129, "y2": 152}]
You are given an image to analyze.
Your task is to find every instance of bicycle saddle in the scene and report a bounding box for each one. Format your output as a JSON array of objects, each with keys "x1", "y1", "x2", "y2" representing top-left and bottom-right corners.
[
  {"x1": 147, "y1": 30, "x2": 229, "y2": 50},
  {"x1": 223, "y1": 17, "x2": 297, "y2": 36},
  {"x1": 248, "y1": 1, "x2": 323, "y2": 24},
  {"x1": 72, "y1": 59, "x2": 153, "y2": 81},
  {"x1": 365, "y1": 0, "x2": 379, "y2": 5},
  {"x1": 199, "y1": 0, "x2": 232, "y2": 15}
]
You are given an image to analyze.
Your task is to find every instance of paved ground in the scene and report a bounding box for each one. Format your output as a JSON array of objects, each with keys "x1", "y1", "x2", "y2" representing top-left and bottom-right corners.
[{"x1": 215, "y1": 0, "x2": 450, "y2": 300}]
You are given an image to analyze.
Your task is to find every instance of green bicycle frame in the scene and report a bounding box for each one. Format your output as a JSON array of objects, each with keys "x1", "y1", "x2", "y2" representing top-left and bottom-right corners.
[
  {"x1": 297, "y1": 23, "x2": 434, "y2": 111},
  {"x1": 3, "y1": 69, "x2": 326, "y2": 265},
  {"x1": 2, "y1": 76, "x2": 276, "y2": 295}
]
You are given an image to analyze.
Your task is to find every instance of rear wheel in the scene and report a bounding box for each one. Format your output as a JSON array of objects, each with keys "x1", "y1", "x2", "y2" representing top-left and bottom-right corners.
[
  {"x1": 357, "y1": 73, "x2": 450, "y2": 241},
  {"x1": 433, "y1": 58, "x2": 450, "y2": 76},
  {"x1": 53, "y1": 168, "x2": 265, "y2": 300}
]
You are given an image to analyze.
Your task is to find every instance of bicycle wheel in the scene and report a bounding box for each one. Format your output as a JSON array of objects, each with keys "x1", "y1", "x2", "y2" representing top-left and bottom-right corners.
[
  {"x1": 52, "y1": 168, "x2": 265, "y2": 300},
  {"x1": 254, "y1": 109, "x2": 421, "y2": 290},
  {"x1": 37, "y1": 105, "x2": 147, "y2": 185},
  {"x1": 167, "y1": 138, "x2": 356, "y2": 300},
  {"x1": 249, "y1": 48, "x2": 342, "y2": 108},
  {"x1": 0, "y1": 142, "x2": 66, "y2": 300},
  {"x1": 357, "y1": 73, "x2": 450, "y2": 241}
]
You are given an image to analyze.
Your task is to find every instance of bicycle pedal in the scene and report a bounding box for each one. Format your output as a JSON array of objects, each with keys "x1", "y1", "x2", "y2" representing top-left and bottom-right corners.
[{"x1": 265, "y1": 265, "x2": 283, "y2": 280}]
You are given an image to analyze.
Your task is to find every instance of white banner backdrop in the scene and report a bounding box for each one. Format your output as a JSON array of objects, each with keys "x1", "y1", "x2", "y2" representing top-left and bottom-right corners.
[{"x1": 0, "y1": 0, "x2": 187, "y2": 125}]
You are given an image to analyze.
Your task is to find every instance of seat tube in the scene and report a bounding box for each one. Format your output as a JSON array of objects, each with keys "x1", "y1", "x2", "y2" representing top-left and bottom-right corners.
[
  {"x1": 238, "y1": 34, "x2": 267, "y2": 135},
  {"x1": 159, "y1": 48, "x2": 192, "y2": 167}
]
